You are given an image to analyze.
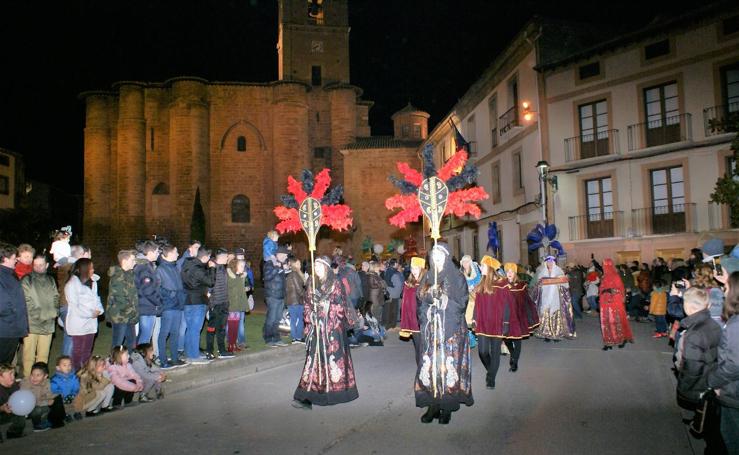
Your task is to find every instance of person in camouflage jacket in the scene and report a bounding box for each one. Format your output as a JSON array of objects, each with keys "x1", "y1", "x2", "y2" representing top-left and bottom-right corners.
[{"x1": 107, "y1": 250, "x2": 139, "y2": 350}]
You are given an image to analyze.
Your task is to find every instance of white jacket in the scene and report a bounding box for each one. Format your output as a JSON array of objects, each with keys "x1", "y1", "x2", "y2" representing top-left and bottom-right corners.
[{"x1": 65, "y1": 275, "x2": 104, "y2": 336}]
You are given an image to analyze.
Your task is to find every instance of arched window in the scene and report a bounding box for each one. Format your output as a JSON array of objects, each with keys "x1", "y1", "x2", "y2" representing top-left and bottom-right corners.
[
  {"x1": 231, "y1": 195, "x2": 250, "y2": 223},
  {"x1": 153, "y1": 182, "x2": 169, "y2": 195},
  {"x1": 236, "y1": 136, "x2": 247, "y2": 152}
]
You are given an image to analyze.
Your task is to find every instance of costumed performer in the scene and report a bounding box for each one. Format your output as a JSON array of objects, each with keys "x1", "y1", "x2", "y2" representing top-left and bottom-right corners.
[
  {"x1": 292, "y1": 256, "x2": 358, "y2": 409},
  {"x1": 505, "y1": 262, "x2": 539, "y2": 372},
  {"x1": 598, "y1": 258, "x2": 634, "y2": 350},
  {"x1": 415, "y1": 243, "x2": 474, "y2": 424},
  {"x1": 399, "y1": 256, "x2": 427, "y2": 368},
  {"x1": 534, "y1": 256, "x2": 576, "y2": 341}
]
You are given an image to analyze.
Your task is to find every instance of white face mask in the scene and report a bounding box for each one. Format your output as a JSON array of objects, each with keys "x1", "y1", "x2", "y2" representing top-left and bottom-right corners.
[{"x1": 432, "y1": 250, "x2": 445, "y2": 271}]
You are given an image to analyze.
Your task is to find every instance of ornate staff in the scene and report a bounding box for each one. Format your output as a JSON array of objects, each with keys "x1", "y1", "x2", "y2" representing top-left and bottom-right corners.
[{"x1": 298, "y1": 197, "x2": 321, "y2": 295}]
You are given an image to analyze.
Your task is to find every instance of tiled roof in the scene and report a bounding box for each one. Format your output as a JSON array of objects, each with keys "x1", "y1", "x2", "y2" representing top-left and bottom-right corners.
[{"x1": 344, "y1": 136, "x2": 422, "y2": 150}]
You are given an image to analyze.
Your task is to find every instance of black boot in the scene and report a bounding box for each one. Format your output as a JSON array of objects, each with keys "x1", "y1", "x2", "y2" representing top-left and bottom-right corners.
[
  {"x1": 438, "y1": 409, "x2": 452, "y2": 424},
  {"x1": 509, "y1": 360, "x2": 518, "y2": 372},
  {"x1": 420, "y1": 405, "x2": 440, "y2": 423},
  {"x1": 291, "y1": 399, "x2": 312, "y2": 410},
  {"x1": 485, "y1": 377, "x2": 495, "y2": 389}
]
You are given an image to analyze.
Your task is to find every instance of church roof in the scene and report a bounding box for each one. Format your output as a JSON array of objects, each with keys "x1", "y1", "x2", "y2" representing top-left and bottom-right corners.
[
  {"x1": 344, "y1": 136, "x2": 423, "y2": 150},
  {"x1": 391, "y1": 102, "x2": 430, "y2": 119}
]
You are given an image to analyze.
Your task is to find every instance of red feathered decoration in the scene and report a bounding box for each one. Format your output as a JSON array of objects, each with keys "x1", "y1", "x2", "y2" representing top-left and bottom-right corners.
[
  {"x1": 397, "y1": 162, "x2": 423, "y2": 187},
  {"x1": 273, "y1": 168, "x2": 352, "y2": 235},
  {"x1": 437, "y1": 150, "x2": 467, "y2": 181},
  {"x1": 385, "y1": 148, "x2": 489, "y2": 228}
]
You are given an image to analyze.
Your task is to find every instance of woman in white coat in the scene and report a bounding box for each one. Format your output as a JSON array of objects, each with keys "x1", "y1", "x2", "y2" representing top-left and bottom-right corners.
[{"x1": 65, "y1": 258, "x2": 104, "y2": 370}]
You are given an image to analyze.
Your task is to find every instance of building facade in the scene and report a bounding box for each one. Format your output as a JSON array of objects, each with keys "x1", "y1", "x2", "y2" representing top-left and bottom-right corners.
[
  {"x1": 81, "y1": 0, "x2": 384, "y2": 268},
  {"x1": 543, "y1": 6, "x2": 739, "y2": 265},
  {"x1": 0, "y1": 147, "x2": 24, "y2": 210}
]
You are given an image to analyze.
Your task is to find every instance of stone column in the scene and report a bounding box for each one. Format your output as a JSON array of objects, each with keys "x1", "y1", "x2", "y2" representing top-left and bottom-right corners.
[{"x1": 272, "y1": 81, "x2": 309, "y2": 205}]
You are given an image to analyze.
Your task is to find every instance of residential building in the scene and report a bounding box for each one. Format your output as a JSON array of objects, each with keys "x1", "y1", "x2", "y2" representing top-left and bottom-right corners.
[
  {"x1": 0, "y1": 147, "x2": 24, "y2": 210},
  {"x1": 542, "y1": 4, "x2": 739, "y2": 265}
]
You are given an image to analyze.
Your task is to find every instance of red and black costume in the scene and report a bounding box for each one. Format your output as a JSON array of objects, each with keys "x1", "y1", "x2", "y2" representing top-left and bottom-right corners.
[
  {"x1": 598, "y1": 259, "x2": 634, "y2": 349},
  {"x1": 400, "y1": 280, "x2": 423, "y2": 367}
]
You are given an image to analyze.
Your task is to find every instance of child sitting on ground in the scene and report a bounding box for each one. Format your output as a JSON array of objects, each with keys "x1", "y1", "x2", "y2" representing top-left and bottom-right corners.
[
  {"x1": 50, "y1": 355, "x2": 81, "y2": 422},
  {"x1": 649, "y1": 280, "x2": 669, "y2": 338},
  {"x1": 262, "y1": 230, "x2": 279, "y2": 264},
  {"x1": 107, "y1": 346, "x2": 144, "y2": 408},
  {"x1": 130, "y1": 344, "x2": 166, "y2": 401},
  {"x1": 20, "y1": 362, "x2": 66, "y2": 431},
  {"x1": 0, "y1": 363, "x2": 26, "y2": 439},
  {"x1": 75, "y1": 356, "x2": 115, "y2": 417}
]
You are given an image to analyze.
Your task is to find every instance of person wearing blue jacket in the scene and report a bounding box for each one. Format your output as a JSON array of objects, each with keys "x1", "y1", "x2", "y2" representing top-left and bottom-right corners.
[
  {"x1": 157, "y1": 245, "x2": 187, "y2": 369},
  {"x1": 134, "y1": 241, "x2": 163, "y2": 348}
]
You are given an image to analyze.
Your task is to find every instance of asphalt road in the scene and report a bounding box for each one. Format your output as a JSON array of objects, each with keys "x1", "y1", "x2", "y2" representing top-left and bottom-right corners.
[{"x1": 4, "y1": 317, "x2": 699, "y2": 455}]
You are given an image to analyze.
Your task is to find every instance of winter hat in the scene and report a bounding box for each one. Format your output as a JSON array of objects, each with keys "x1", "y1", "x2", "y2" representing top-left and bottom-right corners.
[
  {"x1": 702, "y1": 238, "x2": 725, "y2": 260},
  {"x1": 410, "y1": 257, "x2": 426, "y2": 269},
  {"x1": 720, "y1": 243, "x2": 739, "y2": 275}
]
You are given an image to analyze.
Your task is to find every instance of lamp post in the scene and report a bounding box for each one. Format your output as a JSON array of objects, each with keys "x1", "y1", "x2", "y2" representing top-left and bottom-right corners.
[{"x1": 536, "y1": 160, "x2": 550, "y2": 224}]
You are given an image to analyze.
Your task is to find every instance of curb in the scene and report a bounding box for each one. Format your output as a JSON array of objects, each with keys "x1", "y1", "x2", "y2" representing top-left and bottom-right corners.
[{"x1": 164, "y1": 344, "x2": 305, "y2": 395}]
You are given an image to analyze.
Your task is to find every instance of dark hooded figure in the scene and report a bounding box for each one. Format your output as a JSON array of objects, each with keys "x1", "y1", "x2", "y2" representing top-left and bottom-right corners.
[{"x1": 414, "y1": 243, "x2": 474, "y2": 425}]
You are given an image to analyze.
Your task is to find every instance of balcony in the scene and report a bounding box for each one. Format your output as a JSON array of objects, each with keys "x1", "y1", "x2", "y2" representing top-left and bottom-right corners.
[
  {"x1": 564, "y1": 129, "x2": 620, "y2": 162},
  {"x1": 631, "y1": 203, "x2": 696, "y2": 235},
  {"x1": 498, "y1": 105, "x2": 519, "y2": 135},
  {"x1": 703, "y1": 103, "x2": 739, "y2": 136},
  {"x1": 568, "y1": 211, "x2": 624, "y2": 240},
  {"x1": 627, "y1": 113, "x2": 692, "y2": 151}
]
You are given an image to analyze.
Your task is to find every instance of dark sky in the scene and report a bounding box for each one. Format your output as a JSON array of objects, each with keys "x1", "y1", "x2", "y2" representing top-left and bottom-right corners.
[{"x1": 0, "y1": 0, "x2": 679, "y2": 194}]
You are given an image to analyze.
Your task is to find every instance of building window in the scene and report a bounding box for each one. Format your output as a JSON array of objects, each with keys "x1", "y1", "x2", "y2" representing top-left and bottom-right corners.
[
  {"x1": 578, "y1": 62, "x2": 600, "y2": 80},
  {"x1": 152, "y1": 182, "x2": 169, "y2": 195},
  {"x1": 512, "y1": 151, "x2": 523, "y2": 191},
  {"x1": 314, "y1": 147, "x2": 330, "y2": 159},
  {"x1": 401, "y1": 125, "x2": 410, "y2": 138},
  {"x1": 585, "y1": 177, "x2": 614, "y2": 238},
  {"x1": 722, "y1": 15, "x2": 739, "y2": 36},
  {"x1": 488, "y1": 95, "x2": 498, "y2": 148},
  {"x1": 412, "y1": 124, "x2": 422, "y2": 138},
  {"x1": 644, "y1": 39, "x2": 670, "y2": 60},
  {"x1": 0, "y1": 175, "x2": 8, "y2": 195},
  {"x1": 150, "y1": 128, "x2": 155, "y2": 151},
  {"x1": 471, "y1": 231, "x2": 478, "y2": 260},
  {"x1": 650, "y1": 166, "x2": 685, "y2": 233},
  {"x1": 727, "y1": 156, "x2": 738, "y2": 228},
  {"x1": 237, "y1": 136, "x2": 247, "y2": 152},
  {"x1": 231, "y1": 195, "x2": 250, "y2": 223},
  {"x1": 311, "y1": 66, "x2": 322, "y2": 86},
  {"x1": 644, "y1": 81, "x2": 680, "y2": 147},
  {"x1": 466, "y1": 115, "x2": 477, "y2": 156},
  {"x1": 0, "y1": 154, "x2": 9, "y2": 167},
  {"x1": 454, "y1": 236, "x2": 462, "y2": 259},
  {"x1": 508, "y1": 75, "x2": 519, "y2": 110},
  {"x1": 579, "y1": 99, "x2": 609, "y2": 158},
  {"x1": 491, "y1": 161, "x2": 501, "y2": 204},
  {"x1": 722, "y1": 63, "x2": 739, "y2": 109}
]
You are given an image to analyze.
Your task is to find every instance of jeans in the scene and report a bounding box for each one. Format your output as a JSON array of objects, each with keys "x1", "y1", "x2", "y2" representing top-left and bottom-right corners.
[
  {"x1": 111, "y1": 323, "x2": 137, "y2": 350},
  {"x1": 177, "y1": 315, "x2": 187, "y2": 352},
  {"x1": 183, "y1": 305, "x2": 206, "y2": 359},
  {"x1": 59, "y1": 306, "x2": 74, "y2": 356},
  {"x1": 571, "y1": 292, "x2": 583, "y2": 319},
  {"x1": 206, "y1": 309, "x2": 227, "y2": 355},
  {"x1": 151, "y1": 316, "x2": 161, "y2": 357},
  {"x1": 263, "y1": 297, "x2": 284, "y2": 344},
  {"x1": 137, "y1": 315, "x2": 157, "y2": 346},
  {"x1": 721, "y1": 405, "x2": 739, "y2": 454},
  {"x1": 158, "y1": 310, "x2": 182, "y2": 365},
  {"x1": 587, "y1": 296, "x2": 599, "y2": 312},
  {"x1": 654, "y1": 315, "x2": 667, "y2": 333},
  {"x1": 288, "y1": 304, "x2": 304, "y2": 341}
]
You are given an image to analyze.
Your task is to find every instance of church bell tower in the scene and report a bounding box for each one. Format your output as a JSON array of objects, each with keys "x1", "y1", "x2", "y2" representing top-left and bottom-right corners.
[{"x1": 277, "y1": 0, "x2": 350, "y2": 86}]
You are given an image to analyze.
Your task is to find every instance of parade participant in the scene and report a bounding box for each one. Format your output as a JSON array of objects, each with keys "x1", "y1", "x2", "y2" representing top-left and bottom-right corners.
[
  {"x1": 293, "y1": 256, "x2": 358, "y2": 410},
  {"x1": 460, "y1": 255, "x2": 481, "y2": 350},
  {"x1": 415, "y1": 243, "x2": 473, "y2": 425},
  {"x1": 598, "y1": 259, "x2": 634, "y2": 350},
  {"x1": 399, "y1": 256, "x2": 426, "y2": 367},
  {"x1": 534, "y1": 256, "x2": 576, "y2": 342},
  {"x1": 474, "y1": 256, "x2": 523, "y2": 389},
  {"x1": 504, "y1": 262, "x2": 538, "y2": 372}
]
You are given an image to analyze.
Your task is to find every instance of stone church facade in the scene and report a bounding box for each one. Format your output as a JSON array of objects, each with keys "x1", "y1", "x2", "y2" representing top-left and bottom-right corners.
[{"x1": 81, "y1": 0, "x2": 426, "y2": 268}]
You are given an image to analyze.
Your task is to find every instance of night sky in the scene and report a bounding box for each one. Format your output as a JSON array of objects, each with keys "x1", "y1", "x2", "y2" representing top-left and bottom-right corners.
[{"x1": 0, "y1": 0, "x2": 680, "y2": 195}]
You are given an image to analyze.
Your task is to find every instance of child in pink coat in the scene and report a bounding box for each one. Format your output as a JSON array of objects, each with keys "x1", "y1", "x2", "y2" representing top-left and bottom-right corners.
[{"x1": 107, "y1": 346, "x2": 143, "y2": 408}]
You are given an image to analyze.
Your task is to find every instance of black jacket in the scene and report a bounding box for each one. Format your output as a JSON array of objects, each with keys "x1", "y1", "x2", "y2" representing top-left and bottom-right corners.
[
  {"x1": 208, "y1": 264, "x2": 228, "y2": 312},
  {"x1": 134, "y1": 260, "x2": 162, "y2": 316},
  {"x1": 707, "y1": 315, "x2": 739, "y2": 408},
  {"x1": 263, "y1": 259, "x2": 286, "y2": 300},
  {"x1": 0, "y1": 265, "x2": 28, "y2": 338},
  {"x1": 181, "y1": 257, "x2": 216, "y2": 305},
  {"x1": 676, "y1": 309, "x2": 721, "y2": 408}
]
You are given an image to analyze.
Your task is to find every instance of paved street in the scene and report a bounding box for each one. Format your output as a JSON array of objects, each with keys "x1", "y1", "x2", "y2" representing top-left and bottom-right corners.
[{"x1": 6, "y1": 317, "x2": 698, "y2": 455}]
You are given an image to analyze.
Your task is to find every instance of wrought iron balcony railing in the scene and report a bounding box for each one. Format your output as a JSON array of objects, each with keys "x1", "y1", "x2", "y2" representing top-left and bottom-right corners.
[
  {"x1": 703, "y1": 103, "x2": 739, "y2": 136},
  {"x1": 627, "y1": 113, "x2": 692, "y2": 151},
  {"x1": 631, "y1": 203, "x2": 696, "y2": 235},
  {"x1": 564, "y1": 129, "x2": 620, "y2": 162},
  {"x1": 568, "y1": 211, "x2": 624, "y2": 241},
  {"x1": 498, "y1": 105, "x2": 519, "y2": 135}
]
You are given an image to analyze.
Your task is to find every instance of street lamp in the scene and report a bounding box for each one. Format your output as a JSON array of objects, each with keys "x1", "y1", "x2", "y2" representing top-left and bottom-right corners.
[{"x1": 536, "y1": 160, "x2": 549, "y2": 223}]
